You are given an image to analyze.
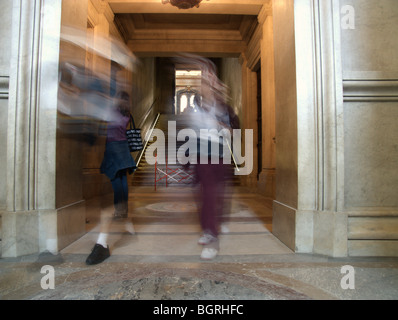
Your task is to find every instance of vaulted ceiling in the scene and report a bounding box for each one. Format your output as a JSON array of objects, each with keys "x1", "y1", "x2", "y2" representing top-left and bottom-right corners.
[{"x1": 105, "y1": 0, "x2": 271, "y2": 57}]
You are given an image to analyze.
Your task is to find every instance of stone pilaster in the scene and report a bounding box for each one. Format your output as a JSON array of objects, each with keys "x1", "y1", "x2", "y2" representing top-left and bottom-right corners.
[
  {"x1": 272, "y1": 0, "x2": 347, "y2": 257},
  {"x1": 239, "y1": 54, "x2": 258, "y2": 188},
  {"x1": 258, "y1": 4, "x2": 276, "y2": 199},
  {"x1": 1, "y1": 0, "x2": 85, "y2": 257}
]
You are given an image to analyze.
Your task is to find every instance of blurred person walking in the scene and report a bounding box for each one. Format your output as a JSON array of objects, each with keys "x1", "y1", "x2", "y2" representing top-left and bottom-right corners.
[
  {"x1": 86, "y1": 91, "x2": 136, "y2": 265},
  {"x1": 194, "y1": 80, "x2": 239, "y2": 260}
]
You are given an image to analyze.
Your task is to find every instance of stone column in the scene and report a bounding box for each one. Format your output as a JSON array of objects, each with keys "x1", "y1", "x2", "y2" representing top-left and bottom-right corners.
[
  {"x1": 272, "y1": 0, "x2": 347, "y2": 257},
  {"x1": 2, "y1": 0, "x2": 86, "y2": 257},
  {"x1": 258, "y1": 5, "x2": 276, "y2": 199},
  {"x1": 0, "y1": 0, "x2": 13, "y2": 217},
  {"x1": 306, "y1": 0, "x2": 346, "y2": 257},
  {"x1": 240, "y1": 54, "x2": 258, "y2": 188}
]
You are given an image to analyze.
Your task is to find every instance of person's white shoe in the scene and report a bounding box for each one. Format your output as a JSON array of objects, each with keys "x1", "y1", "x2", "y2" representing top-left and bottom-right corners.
[
  {"x1": 125, "y1": 221, "x2": 136, "y2": 235},
  {"x1": 221, "y1": 224, "x2": 229, "y2": 234},
  {"x1": 198, "y1": 233, "x2": 215, "y2": 245},
  {"x1": 200, "y1": 247, "x2": 218, "y2": 260}
]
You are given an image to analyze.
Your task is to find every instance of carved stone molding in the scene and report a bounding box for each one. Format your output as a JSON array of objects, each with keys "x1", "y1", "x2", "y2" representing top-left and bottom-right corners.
[
  {"x1": 0, "y1": 76, "x2": 9, "y2": 99},
  {"x1": 245, "y1": 22, "x2": 262, "y2": 71},
  {"x1": 90, "y1": 0, "x2": 114, "y2": 25},
  {"x1": 257, "y1": 0, "x2": 272, "y2": 24},
  {"x1": 343, "y1": 79, "x2": 398, "y2": 102}
]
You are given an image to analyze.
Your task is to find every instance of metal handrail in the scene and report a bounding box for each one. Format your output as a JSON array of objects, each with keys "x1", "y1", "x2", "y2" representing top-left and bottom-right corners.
[
  {"x1": 135, "y1": 112, "x2": 161, "y2": 168},
  {"x1": 135, "y1": 112, "x2": 240, "y2": 174}
]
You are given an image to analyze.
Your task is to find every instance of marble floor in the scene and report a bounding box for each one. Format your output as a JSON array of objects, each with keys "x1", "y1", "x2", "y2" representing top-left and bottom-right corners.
[{"x1": 1, "y1": 186, "x2": 398, "y2": 301}]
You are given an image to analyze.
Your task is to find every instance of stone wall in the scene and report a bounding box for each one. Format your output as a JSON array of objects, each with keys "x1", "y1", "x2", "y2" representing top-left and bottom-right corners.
[
  {"x1": 0, "y1": 0, "x2": 12, "y2": 213},
  {"x1": 340, "y1": 0, "x2": 398, "y2": 256},
  {"x1": 272, "y1": 0, "x2": 398, "y2": 257}
]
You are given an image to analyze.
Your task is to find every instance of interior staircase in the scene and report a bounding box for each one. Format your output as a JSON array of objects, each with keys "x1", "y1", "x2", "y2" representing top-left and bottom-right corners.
[{"x1": 131, "y1": 113, "x2": 239, "y2": 189}]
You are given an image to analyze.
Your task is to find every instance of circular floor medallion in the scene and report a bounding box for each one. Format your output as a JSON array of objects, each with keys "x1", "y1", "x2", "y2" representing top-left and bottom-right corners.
[
  {"x1": 146, "y1": 201, "x2": 198, "y2": 213},
  {"x1": 145, "y1": 201, "x2": 249, "y2": 214}
]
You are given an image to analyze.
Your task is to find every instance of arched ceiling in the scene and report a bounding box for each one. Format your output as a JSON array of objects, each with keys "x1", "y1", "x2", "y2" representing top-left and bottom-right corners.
[{"x1": 105, "y1": 0, "x2": 271, "y2": 57}]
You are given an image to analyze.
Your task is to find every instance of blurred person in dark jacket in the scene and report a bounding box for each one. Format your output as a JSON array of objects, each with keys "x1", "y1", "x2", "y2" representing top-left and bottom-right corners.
[{"x1": 86, "y1": 91, "x2": 136, "y2": 265}]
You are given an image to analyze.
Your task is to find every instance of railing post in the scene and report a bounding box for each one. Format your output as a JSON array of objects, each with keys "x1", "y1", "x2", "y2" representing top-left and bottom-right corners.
[
  {"x1": 166, "y1": 155, "x2": 168, "y2": 188},
  {"x1": 155, "y1": 155, "x2": 157, "y2": 191}
]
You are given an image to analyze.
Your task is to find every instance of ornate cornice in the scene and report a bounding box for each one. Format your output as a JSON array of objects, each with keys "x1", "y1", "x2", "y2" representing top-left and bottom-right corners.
[
  {"x1": 0, "y1": 76, "x2": 10, "y2": 99},
  {"x1": 343, "y1": 79, "x2": 398, "y2": 102}
]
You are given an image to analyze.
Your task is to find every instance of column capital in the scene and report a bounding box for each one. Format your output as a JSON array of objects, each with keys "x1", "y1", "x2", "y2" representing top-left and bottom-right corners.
[
  {"x1": 89, "y1": 0, "x2": 115, "y2": 24},
  {"x1": 258, "y1": 0, "x2": 272, "y2": 25}
]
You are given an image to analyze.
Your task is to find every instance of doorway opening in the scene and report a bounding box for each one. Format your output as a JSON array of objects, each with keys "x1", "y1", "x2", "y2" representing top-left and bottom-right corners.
[
  {"x1": 256, "y1": 66, "x2": 262, "y2": 180},
  {"x1": 174, "y1": 69, "x2": 202, "y2": 114}
]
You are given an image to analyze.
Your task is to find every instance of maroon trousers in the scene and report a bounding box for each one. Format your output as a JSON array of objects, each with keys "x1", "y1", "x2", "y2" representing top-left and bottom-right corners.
[{"x1": 195, "y1": 162, "x2": 229, "y2": 238}]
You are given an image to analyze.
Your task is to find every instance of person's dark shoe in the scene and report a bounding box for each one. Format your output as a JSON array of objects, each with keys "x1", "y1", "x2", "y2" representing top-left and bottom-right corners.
[
  {"x1": 86, "y1": 244, "x2": 110, "y2": 265},
  {"x1": 113, "y1": 211, "x2": 128, "y2": 219},
  {"x1": 114, "y1": 202, "x2": 128, "y2": 219}
]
